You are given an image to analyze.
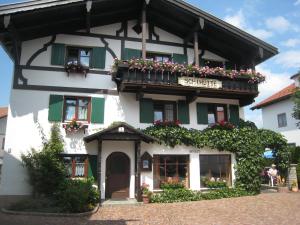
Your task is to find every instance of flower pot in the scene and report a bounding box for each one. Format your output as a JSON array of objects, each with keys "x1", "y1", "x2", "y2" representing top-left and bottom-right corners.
[
  {"x1": 277, "y1": 186, "x2": 289, "y2": 193},
  {"x1": 292, "y1": 187, "x2": 298, "y2": 192},
  {"x1": 142, "y1": 195, "x2": 150, "y2": 204}
]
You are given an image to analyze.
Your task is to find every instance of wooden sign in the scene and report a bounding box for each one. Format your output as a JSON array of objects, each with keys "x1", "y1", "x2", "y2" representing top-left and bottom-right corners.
[
  {"x1": 140, "y1": 152, "x2": 152, "y2": 172},
  {"x1": 178, "y1": 76, "x2": 222, "y2": 89}
]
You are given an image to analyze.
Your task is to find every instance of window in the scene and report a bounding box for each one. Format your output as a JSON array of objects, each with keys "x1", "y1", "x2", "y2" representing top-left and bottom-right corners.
[
  {"x1": 66, "y1": 47, "x2": 91, "y2": 67},
  {"x1": 154, "y1": 101, "x2": 176, "y2": 122},
  {"x1": 153, "y1": 155, "x2": 189, "y2": 189},
  {"x1": 208, "y1": 104, "x2": 227, "y2": 124},
  {"x1": 62, "y1": 155, "x2": 88, "y2": 178},
  {"x1": 64, "y1": 97, "x2": 90, "y2": 122},
  {"x1": 277, "y1": 113, "x2": 287, "y2": 128},
  {"x1": 200, "y1": 155, "x2": 231, "y2": 187},
  {"x1": 146, "y1": 52, "x2": 171, "y2": 62}
]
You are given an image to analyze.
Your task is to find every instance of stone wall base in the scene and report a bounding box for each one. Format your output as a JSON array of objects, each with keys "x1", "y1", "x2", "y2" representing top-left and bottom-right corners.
[{"x1": 0, "y1": 195, "x2": 31, "y2": 208}]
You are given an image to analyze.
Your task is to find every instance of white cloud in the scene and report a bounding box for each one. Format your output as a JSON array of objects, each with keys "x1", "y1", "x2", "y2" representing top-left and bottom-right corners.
[
  {"x1": 224, "y1": 10, "x2": 273, "y2": 40},
  {"x1": 265, "y1": 16, "x2": 291, "y2": 33},
  {"x1": 247, "y1": 28, "x2": 273, "y2": 40},
  {"x1": 294, "y1": 0, "x2": 300, "y2": 6},
  {"x1": 255, "y1": 65, "x2": 292, "y2": 100},
  {"x1": 274, "y1": 50, "x2": 300, "y2": 68},
  {"x1": 265, "y1": 16, "x2": 299, "y2": 33},
  {"x1": 245, "y1": 66, "x2": 292, "y2": 127},
  {"x1": 224, "y1": 10, "x2": 246, "y2": 29},
  {"x1": 282, "y1": 38, "x2": 300, "y2": 47}
]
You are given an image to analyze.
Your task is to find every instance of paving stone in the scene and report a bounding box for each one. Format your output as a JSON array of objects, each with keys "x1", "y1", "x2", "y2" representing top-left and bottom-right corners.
[{"x1": 0, "y1": 193, "x2": 299, "y2": 225}]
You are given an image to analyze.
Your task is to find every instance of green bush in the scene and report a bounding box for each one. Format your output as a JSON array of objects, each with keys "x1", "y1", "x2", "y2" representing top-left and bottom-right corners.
[
  {"x1": 160, "y1": 182, "x2": 185, "y2": 190},
  {"x1": 21, "y1": 124, "x2": 66, "y2": 196},
  {"x1": 55, "y1": 178, "x2": 99, "y2": 213},
  {"x1": 144, "y1": 122, "x2": 289, "y2": 193},
  {"x1": 151, "y1": 188, "x2": 253, "y2": 203},
  {"x1": 205, "y1": 181, "x2": 227, "y2": 189}
]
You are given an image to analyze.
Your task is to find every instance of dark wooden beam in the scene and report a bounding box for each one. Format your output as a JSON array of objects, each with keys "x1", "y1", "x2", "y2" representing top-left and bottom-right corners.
[
  {"x1": 86, "y1": 1, "x2": 92, "y2": 33},
  {"x1": 186, "y1": 90, "x2": 200, "y2": 104},
  {"x1": 136, "y1": 91, "x2": 144, "y2": 101},
  {"x1": 97, "y1": 139, "x2": 102, "y2": 202},
  {"x1": 184, "y1": 17, "x2": 204, "y2": 43},
  {"x1": 135, "y1": 141, "x2": 142, "y2": 202},
  {"x1": 194, "y1": 32, "x2": 199, "y2": 66},
  {"x1": 142, "y1": 3, "x2": 147, "y2": 59}
]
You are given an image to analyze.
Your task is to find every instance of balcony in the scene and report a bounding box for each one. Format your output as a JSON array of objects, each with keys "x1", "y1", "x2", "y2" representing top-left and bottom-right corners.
[{"x1": 112, "y1": 60, "x2": 262, "y2": 106}]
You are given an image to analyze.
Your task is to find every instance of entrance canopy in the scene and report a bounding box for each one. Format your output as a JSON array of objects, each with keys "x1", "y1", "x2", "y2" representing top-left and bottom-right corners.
[{"x1": 83, "y1": 122, "x2": 156, "y2": 143}]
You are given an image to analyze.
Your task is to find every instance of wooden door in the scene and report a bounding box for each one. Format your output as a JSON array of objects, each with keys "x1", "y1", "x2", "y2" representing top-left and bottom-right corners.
[{"x1": 105, "y1": 152, "x2": 130, "y2": 199}]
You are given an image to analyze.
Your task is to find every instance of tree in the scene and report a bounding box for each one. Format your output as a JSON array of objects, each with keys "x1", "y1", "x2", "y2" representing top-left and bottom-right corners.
[
  {"x1": 22, "y1": 123, "x2": 66, "y2": 196},
  {"x1": 292, "y1": 76, "x2": 300, "y2": 128}
]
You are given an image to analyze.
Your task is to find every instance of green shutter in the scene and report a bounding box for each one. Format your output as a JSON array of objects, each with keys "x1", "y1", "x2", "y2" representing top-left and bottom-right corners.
[
  {"x1": 48, "y1": 95, "x2": 64, "y2": 122},
  {"x1": 173, "y1": 53, "x2": 188, "y2": 64},
  {"x1": 140, "y1": 98, "x2": 154, "y2": 123},
  {"x1": 197, "y1": 103, "x2": 208, "y2": 124},
  {"x1": 178, "y1": 101, "x2": 190, "y2": 124},
  {"x1": 123, "y1": 48, "x2": 142, "y2": 60},
  {"x1": 90, "y1": 47, "x2": 106, "y2": 69},
  {"x1": 91, "y1": 98, "x2": 105, "y2": 123},
  {"x1": 51, "y1": 43, "x2": 65, "y2": 66},
  {"x1": 229, "y1": 105, "x2": 240, "y2": 126},
  {"x1": 88, "y1": 155, "x2": 98, "y2": 180}
]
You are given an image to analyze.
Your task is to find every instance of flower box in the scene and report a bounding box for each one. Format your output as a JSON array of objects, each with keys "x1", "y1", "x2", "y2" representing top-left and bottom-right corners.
[
  {"x1": 62, "y1": 119, "x2": 89, "y2": 134},
  {"x1": 65, "y1": 62, "x2": 89, "y2": 77}
]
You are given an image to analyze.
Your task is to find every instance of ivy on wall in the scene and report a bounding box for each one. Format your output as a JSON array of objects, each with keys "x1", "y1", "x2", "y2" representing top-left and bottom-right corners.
[{"x1": 143, "y1": 121, "x2": 289, "y2": 193}]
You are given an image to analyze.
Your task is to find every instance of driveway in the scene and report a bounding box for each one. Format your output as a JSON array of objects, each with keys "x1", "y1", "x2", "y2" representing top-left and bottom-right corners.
[{"x1": 0, "y1": 193, "x2": 299, "y2": 225}]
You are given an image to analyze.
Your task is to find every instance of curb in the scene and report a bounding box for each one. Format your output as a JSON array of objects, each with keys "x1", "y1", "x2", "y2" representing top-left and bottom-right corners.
[{"x1": 1, "y1": 204, "x2": 100, "y2": 217}]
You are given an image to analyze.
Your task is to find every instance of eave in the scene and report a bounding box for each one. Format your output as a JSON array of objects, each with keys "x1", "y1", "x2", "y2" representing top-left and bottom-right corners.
[{"x1": 0, "y1": 0, "x2": 278, "y2": 67}]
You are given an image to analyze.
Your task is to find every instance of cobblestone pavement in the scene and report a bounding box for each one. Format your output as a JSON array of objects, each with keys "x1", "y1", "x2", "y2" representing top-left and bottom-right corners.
[{"x1": 0, "y1": 193, "x2": 300, "y2": 225}]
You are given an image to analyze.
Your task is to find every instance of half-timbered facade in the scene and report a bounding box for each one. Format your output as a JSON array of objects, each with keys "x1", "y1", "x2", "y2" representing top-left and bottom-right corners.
[{"x1": 0, "y1": 0, "x2": 277, "y2": 201}]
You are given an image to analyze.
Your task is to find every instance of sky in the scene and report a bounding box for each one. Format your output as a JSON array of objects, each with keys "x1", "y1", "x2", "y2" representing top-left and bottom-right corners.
[{"x1": 0, "y1": 0, "x2": 300, "y2": 127}]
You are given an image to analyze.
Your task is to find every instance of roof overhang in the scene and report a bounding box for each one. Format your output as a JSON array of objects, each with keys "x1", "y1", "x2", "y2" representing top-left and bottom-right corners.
[
  {"x1": 251, "y1": 95, "x2": 292, "y2": 110},
  {"x1": 0, "y1": 0, "x2": 278, "y2": 66},
  {"x1": 84, "y1": 122, "x2": 156, "y2": 143}
]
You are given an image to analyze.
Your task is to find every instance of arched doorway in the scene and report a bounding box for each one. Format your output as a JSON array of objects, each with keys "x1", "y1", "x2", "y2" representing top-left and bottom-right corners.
[{"x1": 105, "y1": 152, "x2": 130, "y2": 199}]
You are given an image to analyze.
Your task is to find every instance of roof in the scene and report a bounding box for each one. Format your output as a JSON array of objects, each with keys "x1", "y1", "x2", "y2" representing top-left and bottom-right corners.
[
  {"x1": 0, "y1": 107, "x2": 8, "y2": 119},
  {"x1": 0, "y1": 0, "x2": 83, "y2": 15},
  {"x1": 84, "y1": 122, "x2": 156, "y2": 143},
  {"x1": 251, "y1": 83, "x2": 297, "y2": 110},
  {"x1": 0, "y1": 0, "x2": 277, "y2": 65}
]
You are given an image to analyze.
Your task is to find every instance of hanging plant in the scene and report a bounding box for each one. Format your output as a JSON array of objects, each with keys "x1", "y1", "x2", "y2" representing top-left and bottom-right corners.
[
  {"x1": 63, "y1": 118, "x2": 87, "y2": 133},
  {"x1": 111, "y1": 58, "x2": 265, "y2": 84}
]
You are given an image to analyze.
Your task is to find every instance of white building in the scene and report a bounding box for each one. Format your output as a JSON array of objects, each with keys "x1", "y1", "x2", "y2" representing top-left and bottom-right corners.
[
  {"x1": 252, "y1": 73, "x2": 300, "y2": 146},
  {"x1": 0, "y1": 0, "x2": 278, "y2": 201},
  {"x1": 0, "y1": 107, "x2": 7, "y2": 181}
]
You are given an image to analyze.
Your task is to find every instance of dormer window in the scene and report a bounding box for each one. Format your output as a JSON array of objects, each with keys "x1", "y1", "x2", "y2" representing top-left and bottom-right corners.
[{"x1": 66, "y1": 47, "x2": 91, "y2": 67}]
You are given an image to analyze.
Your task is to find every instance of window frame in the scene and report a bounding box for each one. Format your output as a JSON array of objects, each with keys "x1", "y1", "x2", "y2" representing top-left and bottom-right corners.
[
  {"x1": 207, "y1": 104, "x2": 228, "y2": 124},
  {"x1": 199, "y1": 154, "x2": 232, "y2": 188},
  {"x1": 61, "y1": 154, "x2": 89, "y2": 178},
  {"x1": 153, "y1": 100, "x2": 177, "y2": 122},
  {"x1": 63, "y1": 96, "x2": 91, "y2": 123},
  {"x1": 146, "y1": 51, "x2": 172, "y2": 62},
  {"x1": 277, "y1": 113, "x2": 287, "y2": 128},
  {"x1": 153, "y1": 154, "x2": 190, "y2": 189},
  {"x1": 66, "y1": 46, "x2": 92, "y2": 68}
]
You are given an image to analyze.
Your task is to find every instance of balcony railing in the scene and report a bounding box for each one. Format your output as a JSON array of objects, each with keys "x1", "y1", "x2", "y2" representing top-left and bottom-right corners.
[{"x1": 112, "y1": 61, "x2": 260, "y2": 106}]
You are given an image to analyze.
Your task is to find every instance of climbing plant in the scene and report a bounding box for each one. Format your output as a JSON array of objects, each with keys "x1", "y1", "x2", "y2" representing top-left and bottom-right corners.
[{"x1": 143, "y1": 120, "x2": 289, "y2": 193}]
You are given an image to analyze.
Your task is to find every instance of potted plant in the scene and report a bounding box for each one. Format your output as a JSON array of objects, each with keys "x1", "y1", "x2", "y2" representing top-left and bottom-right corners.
[
  {"x1": 65, "y1": 61, "x2": 89, "y2": 77},
  {"x1": 141, "y1": 183, "x2": 151, "y2": 204},
  {"x1": 63, "y1": 118, "x2": 88, "y2": 133},
  {"x1": 291, "y1": 180, "x2": 298, "y2": 192}
]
